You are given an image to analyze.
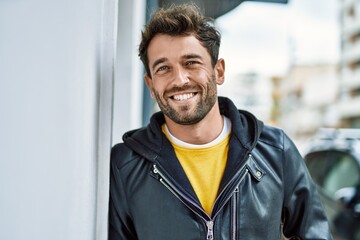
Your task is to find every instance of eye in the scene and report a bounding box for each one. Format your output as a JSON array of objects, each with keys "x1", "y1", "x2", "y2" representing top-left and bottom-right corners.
[
  {"x1": 185, "y1": 61, "x2": 197, "y2": 66},
  {"x1": 156, "y1": 65, "x2": 169, "y2": 72}
]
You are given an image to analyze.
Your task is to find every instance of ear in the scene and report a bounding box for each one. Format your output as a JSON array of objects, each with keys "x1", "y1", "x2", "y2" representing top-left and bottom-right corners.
[
  {"x1": 144, "y1": 74, "x2": 155, "y2": 98},
  {"x1": 214, "y1": 58, "x2": 225, "y2": 85}
]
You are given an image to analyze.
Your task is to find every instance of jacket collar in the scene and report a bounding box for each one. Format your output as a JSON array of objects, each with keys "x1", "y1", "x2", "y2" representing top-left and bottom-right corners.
[{"x1": 123, "y1": 97, "x2": 262, "y2": 157}]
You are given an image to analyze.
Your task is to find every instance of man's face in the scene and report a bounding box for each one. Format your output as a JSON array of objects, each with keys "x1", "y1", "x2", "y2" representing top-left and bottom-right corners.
[{"x1": 145, "y1": 34, "x2": 225, "y2": 125}]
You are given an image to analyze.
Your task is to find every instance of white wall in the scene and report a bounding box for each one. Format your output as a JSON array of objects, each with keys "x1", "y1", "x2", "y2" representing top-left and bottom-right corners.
[
  {"x1": 0, "y1": 0, "x2": 117, "y2": 239},
  {"x1": 0, "y1": 0, "x2": 145, "y2": 238},
  {"x1": 112, "y1": 0, "x2": 146, "y2": 144}
]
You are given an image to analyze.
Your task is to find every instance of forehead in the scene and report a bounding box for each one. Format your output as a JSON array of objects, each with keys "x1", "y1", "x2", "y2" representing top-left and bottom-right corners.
[{"x1": 147, "y1": 34, "x2": 210, "y2": 63}]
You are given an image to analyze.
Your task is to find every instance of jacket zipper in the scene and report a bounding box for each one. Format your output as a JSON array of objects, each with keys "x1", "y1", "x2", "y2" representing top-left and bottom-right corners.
[
  {"x1": 153, "y1": 164, "x2": 215, "y2": 239},
  {"x1": 153, "y1": 154, "x2": 250, "y2": 240},
  {"x1": 206, "y1": 220, "x2": 214, "y2": 240},
  {"x1": 231, "y1": 187, "x2": 239, "y2": 240},
  {"x1": 210, "y1": 155, "x2": 251, "y2": 219},
  {"x1": 153, "y1": 164, "x2": 208, "y2": 217}
]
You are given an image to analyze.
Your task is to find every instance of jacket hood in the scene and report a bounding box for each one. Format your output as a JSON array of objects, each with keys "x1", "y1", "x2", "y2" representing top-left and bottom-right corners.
[{"x1": 122, "y1": 96, "x2": 264, "y2": 162}]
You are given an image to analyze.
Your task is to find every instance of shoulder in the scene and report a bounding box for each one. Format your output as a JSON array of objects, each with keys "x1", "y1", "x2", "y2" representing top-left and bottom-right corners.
[
  {"x1": 258, "y1": 124, "x2": 286, "y2": 150},
  {"x1": 111, "y1": 143, "x2": 140, "y2": 170}
]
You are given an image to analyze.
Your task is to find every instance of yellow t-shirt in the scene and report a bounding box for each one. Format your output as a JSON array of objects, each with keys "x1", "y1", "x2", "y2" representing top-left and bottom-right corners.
[{"x1": 162, "y1": 117, "x2": 231, "y2": 215}]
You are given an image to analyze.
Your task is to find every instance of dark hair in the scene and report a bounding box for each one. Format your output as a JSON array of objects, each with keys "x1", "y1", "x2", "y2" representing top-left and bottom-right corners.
[{"x1": 139, "y1": 4, "x2": 221, "y2": 77}]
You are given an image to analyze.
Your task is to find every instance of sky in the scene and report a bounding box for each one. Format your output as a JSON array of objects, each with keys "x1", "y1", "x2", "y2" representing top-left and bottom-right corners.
[{"x1": 216, "y1": 0, "x2": 340, "y2": 78}]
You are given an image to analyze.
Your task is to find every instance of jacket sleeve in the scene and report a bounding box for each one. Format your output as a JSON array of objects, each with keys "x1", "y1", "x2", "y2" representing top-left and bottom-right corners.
[
  {"x1": 281, "y1": 132, "x2": 333, "y2": 240},
  {"x1": 108, "y1": 144, "x2": 137, "y2": 240}
]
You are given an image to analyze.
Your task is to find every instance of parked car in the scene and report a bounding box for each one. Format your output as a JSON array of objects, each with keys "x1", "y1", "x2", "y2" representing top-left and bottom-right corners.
[{"x1": 302, "y1": 128, "x2": 360, "y2": 240}]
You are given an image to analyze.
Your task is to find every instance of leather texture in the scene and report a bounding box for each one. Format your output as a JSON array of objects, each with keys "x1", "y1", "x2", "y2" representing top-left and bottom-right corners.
[{"x1": 108, "y1": 97, "x2": 333, "y2": 240}]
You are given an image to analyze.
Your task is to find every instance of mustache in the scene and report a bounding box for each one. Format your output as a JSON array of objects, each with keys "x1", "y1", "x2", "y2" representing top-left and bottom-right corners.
[{"x1": 165, "y1": 85, "x2": 201, "y2": 95}]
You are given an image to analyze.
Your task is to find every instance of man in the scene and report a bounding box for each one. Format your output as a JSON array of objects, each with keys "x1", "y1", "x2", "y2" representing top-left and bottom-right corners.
[{"x1": 108, "y1": 4, "x2": 332, "y2": 240}]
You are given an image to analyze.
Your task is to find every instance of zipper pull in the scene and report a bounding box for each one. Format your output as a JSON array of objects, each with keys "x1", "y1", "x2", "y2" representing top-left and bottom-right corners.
[
  {"x1": 206, "y1": 220, "x2": 214, "y2": 240},
  {"x1": 153, "y1": 164, "x2": 159, "y2": 174}
]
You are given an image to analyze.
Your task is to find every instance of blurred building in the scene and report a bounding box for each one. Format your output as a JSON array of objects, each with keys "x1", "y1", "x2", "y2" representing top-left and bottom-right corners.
[
  {"x1": 278, "y1": 64, "x2": 339, "y2": 141},
  {"x1": 338, "y1": 0, "x2": 360, "y2": 128},
  {"x1": 219, "y1": 72, "x2": 273, "y2": 122},
  {"x1": 269, "y1": 76, "x2": 283, "y2": 126}
]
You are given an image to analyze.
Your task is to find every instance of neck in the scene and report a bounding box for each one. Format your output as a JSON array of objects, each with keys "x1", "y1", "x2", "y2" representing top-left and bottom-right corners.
[{"x1": 164, "y1": 102, "x2": 223, "y2": 145}]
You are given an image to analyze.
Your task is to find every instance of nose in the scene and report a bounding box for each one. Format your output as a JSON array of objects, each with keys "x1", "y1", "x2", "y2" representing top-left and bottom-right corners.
[{"x1": 172, "y1": 67, "x2": 190, "y2": 86}]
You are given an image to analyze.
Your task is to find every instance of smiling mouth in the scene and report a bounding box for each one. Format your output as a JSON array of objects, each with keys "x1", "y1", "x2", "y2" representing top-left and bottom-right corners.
[{"x1": 171, "y1": 93, "x2": 197, "y2": 101}]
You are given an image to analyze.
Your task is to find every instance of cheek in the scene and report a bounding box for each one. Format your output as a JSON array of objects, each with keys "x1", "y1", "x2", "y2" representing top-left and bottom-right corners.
[
  {"x1": 151, "y1": 81, "x2": 166, "y2": 95},
  {"x1": 196, "y1": 66, "x2": 213, "y2": 79}
]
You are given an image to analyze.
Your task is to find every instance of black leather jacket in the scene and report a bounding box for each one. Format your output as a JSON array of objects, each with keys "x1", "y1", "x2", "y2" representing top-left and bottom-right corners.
[{"x1": 108, "y1": 97, "x2": 332, "y2": 240}]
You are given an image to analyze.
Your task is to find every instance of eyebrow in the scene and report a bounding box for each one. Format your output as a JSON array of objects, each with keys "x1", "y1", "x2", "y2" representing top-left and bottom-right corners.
[
  {"x1": 182, "y1": 54, "x2": 203, "y2": 60},
  {"x1": 151, "y1": 54, "x2": 204, "y2": 71},
  {"x1": 152, "y1": 57, "x2": 168, "y2": 71}
]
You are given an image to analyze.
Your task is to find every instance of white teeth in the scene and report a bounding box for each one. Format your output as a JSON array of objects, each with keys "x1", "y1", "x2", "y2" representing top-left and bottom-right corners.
[{"x1": 173, "y1": 93, "x2": 194, "y2": 101}]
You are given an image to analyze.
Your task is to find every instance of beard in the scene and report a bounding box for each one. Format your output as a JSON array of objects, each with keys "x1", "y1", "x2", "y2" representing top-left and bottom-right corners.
[{"x1": 153, "y1": 74, "x2": 218, "y2": 125}]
